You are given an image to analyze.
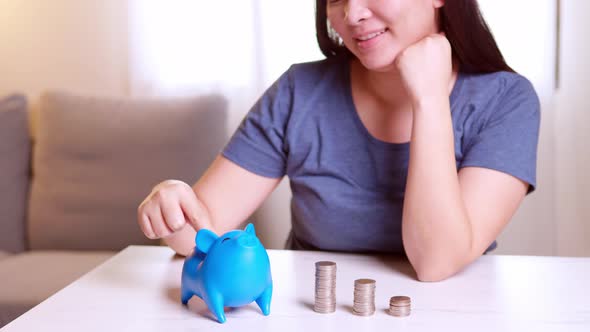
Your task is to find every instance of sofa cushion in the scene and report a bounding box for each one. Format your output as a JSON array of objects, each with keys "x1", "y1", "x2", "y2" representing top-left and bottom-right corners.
[
  {"x1": 0, "y1": 251, "x2": 12, "y2": 261},
  {"x1": 0, "y1": 251, "x2": 114, "y2": 328},
  {"x1": 0, "y1": 94, "x2": 30, "y2": 253},
  {"x1": 28, "y1": 91, "x2": 228, "y2": 250}
]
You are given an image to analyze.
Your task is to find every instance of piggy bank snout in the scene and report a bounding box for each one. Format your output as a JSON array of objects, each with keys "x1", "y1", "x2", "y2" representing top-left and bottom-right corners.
[{"x1": 237, "y1": 233, "x2": 259, "y2": 248}]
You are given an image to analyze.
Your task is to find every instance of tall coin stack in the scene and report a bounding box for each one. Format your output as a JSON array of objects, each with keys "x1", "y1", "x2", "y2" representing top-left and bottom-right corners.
[
  {"x1": 388, "y1": 296, "x2": 411, "y2": 317},
  {"x1": 314, "y1": 261, "x2": 337, "y2": 313},
  {"x1": 352, "y1": 279, "x2": 376, "y2": 316}
]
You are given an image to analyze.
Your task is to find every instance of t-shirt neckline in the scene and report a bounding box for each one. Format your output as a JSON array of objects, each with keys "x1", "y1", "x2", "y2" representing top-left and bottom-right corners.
[{"x1": 342, "y1": 58, "x2": 465, "y2": 149}]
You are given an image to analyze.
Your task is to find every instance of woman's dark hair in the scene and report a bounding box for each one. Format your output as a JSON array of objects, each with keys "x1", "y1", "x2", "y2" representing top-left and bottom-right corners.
[{"x1": 315, "y1": 0, "x2": 515, "y2": 74}]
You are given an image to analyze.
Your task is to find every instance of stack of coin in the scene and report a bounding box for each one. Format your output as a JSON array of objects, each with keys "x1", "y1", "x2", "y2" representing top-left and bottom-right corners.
[
  {"x1": 352, "y1": 279, "x2": 376, "y2": 316},
  {"x1": 388, "y1": 296, "x2": 411, "y2": 317},
  {"x1": 314, "y1": 261, "x2": 337, "y2": 313}
]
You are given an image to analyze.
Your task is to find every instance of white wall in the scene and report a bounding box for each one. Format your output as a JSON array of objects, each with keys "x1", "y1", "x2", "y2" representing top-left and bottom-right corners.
[
  {"x1": 124, "y1": 0, "x2": 322, "y2": 249},
  {"x1": 554, "y1": 0, "x2": 590, "y2": 256},
  {"x1": 478, "y1": 0, "x2": 558, "y2": 255},
  {"x1": 0, "y1": 0, "x2": 129, "y2": 99},
  {"x1": 479, "y1": 0, "x2": 590, "y2": 257}
]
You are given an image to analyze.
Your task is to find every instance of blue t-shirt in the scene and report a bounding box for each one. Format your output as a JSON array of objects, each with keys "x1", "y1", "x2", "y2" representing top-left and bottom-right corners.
[{"x1": 222, "y1": 55, "x2": 540, "y2": 254}]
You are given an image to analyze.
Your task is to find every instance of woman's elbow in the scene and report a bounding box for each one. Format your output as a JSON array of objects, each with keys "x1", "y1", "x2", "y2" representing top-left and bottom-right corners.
[
  {"x1": 406, "y1": 243, "x2": 475, "y2": 282},
  {"x1": 412, "y1": 257, "x2": 467, "y2": 282},
  {"x1": 415, "y1": 267, "x2": 456, "y2": 282}
]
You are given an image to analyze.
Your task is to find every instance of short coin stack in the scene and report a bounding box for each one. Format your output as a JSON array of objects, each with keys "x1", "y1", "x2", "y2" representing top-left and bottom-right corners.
[
  {"x1": 388, "y1": 296, "x2": 411, "y2": 317},
  {"x1": 314, "y1": 261, "x2": 337, "y2": 313},
  {"x1": 352, "y1": 279, "x2": 376, "y2": 316}
]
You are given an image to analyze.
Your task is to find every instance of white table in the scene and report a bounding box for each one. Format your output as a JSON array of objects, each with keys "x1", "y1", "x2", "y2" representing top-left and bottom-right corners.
[{"x1": 2, "y1": 246, "x2": 589, "y2": 331}]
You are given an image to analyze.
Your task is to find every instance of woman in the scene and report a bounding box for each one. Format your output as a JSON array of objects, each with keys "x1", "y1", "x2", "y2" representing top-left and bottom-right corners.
[{"x1": 137, "y1": 0, "x2": 540, "y2": 282}]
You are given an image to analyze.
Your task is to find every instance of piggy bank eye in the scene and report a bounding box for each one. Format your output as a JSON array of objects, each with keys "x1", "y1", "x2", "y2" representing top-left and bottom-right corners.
[{"x1": 221, "y1": 237, "x2": 230, "y2": 243}]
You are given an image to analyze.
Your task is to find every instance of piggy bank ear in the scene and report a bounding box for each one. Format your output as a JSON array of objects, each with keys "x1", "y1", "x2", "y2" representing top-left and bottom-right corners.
[
  {"x1": 195, "y1": 229, "x2": 218, "y2": 254},
  {"x1": 245, "y1": 223, "x2": 256, "y2": 235}
]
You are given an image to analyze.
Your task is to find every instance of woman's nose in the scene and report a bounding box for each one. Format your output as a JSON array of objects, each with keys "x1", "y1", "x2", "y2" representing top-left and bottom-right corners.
[{"x1": 345, "y1": 0, "x2": 371, "y2": 24}]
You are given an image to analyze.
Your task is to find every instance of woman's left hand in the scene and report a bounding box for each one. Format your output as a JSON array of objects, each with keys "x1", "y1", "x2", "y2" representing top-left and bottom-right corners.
[{"x1": 395, "y1": 33, "x2": 453, "y2": 106}]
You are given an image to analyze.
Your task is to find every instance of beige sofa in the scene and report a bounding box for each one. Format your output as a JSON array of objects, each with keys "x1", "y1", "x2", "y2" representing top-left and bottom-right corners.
[{"x1": 0, "y1": 92, "x2": 228, "y2": 327}]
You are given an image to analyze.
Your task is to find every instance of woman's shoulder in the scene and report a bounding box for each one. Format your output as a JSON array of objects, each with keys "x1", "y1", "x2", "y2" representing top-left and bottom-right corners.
[
  {"x1": 458, "y1": 70, "x2": 538, "y2": 105},
  {"x1": 453, "y1": 70, "x2": 540, "y2": 128},
  {"x1": 284, "y1": 54, "x2": 349, "y2": 85}
]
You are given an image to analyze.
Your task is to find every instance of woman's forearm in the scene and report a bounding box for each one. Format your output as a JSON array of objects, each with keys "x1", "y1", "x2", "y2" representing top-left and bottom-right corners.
[{"x1": 402, "y1": 97, "x2": 474, "y2": 282}]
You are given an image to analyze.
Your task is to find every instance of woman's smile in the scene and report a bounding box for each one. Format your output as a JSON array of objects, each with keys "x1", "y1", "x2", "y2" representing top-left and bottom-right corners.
[{"x1": 353, "y1": 28, "x2": 389, "y2": 51}]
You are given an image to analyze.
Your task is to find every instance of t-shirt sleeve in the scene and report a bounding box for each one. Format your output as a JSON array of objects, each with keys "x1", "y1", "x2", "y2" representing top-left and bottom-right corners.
[
  {"x1": 459, "y1": 75, "x2": 541, "y2": 193},
  {"x1": 221, "y1": 68, "x2": 293, "y2": 178}
]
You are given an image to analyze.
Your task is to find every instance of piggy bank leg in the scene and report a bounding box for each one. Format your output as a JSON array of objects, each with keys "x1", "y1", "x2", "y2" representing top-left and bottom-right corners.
[
  {"x1": 255, "y1": 283, "x2": 273, "y2": 316},
  {"x1": 180, "y1": 285, "x2": 193, "y2": 306},
  {"x1": 202, "y1": 291, "x2": 226, "y2": 323}
]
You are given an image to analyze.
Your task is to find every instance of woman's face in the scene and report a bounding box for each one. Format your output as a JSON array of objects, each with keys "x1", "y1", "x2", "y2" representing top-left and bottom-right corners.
[{"x1": 327, "y1": 0, "x2": 444, "y2": 72}]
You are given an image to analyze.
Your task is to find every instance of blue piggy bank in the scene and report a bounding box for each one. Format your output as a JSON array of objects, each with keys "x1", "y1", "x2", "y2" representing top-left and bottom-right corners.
[{"x1": 181, "y1": 223, "x2": 273, "y2": 323}]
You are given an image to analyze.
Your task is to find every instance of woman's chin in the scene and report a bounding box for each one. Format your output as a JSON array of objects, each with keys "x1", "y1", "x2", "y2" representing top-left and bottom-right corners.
[{"x1": 358, "y1": 57, "x2": 397, "y2": 73}]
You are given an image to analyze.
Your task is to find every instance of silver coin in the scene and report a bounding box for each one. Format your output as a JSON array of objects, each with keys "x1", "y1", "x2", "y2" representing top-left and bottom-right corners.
[
  {"x1": 354, "y1": 278, "x2": 375, "y2": 285},
  {"x1": 388, "y1": 295, "x2": 411, "y2": 317},
  {"x1": 352, "y1": 279, "x2": 376, "y2": 316},
  {"x1": 314, "y1": 261, "x2": 337, "y2": 314},
  {"x1": 352, "y1": 309, "x2": 375, "y2": 316},
  {"x1": 390, "y1": 296, "x2": 411, "y2": 306},
  {"x1": 388, "y1": 308, "x2": 411, "y2": 317},
  {"x1": 316, "y1": 261, "x2": 337, "y2": 268}
]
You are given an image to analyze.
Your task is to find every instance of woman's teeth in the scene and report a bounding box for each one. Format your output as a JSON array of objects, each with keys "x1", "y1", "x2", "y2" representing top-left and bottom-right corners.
[{"x1": 357, "y1": 30, "x2": 386, "y2": 41}]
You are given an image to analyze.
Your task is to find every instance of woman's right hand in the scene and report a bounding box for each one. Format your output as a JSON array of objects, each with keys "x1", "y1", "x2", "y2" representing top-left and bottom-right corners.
[{"x1": 137, "y1": 179, "x2": 212, "y2": 239}]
